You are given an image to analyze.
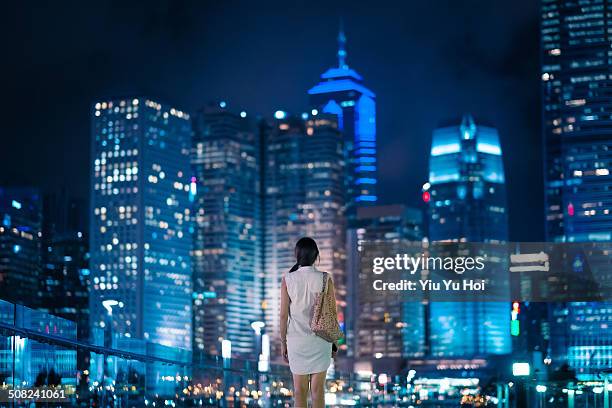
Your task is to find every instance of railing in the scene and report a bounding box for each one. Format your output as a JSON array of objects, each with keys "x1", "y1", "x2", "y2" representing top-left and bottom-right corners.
[{"x1": 0, "y1": 299, "x2": 610, "y2": 407}]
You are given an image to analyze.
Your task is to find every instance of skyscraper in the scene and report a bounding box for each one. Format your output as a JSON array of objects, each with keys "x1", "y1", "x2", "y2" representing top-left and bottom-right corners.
[
  {"x1": 41, "y1": 192, "x2": 90, "y2": 342},
  {"x1": 347, "y1": 205, "x2": 424, "y2": 371},
  {"x1": 541, "y1": 0, "x2": 612, "y2": 378},
  {"x1": 263, "y1": 112, "x2": 346, "y2": 355},
  {"x1": 308, "y1": 25, "x2": 377, "y2": 220},
  {"x1": 426, "y1": 115, "x2": 511, "y2": 356},
  {"x1": 90, "y1": 97, "x2": 193, "y2": 350},
  {"x1": 0, "y1": 187, "x2": 41, "y2": 306},
  {"x1": 191, "y1": 102, "x2": 262, "y2": 357}
]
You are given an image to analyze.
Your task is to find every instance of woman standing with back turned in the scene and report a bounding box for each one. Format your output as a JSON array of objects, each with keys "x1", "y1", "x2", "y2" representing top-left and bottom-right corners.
[{"x1": 279, "y1": 237, "x2": 339, "y2": 408}]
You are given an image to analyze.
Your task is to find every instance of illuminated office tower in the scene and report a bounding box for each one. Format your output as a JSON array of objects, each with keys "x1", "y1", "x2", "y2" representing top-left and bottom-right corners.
[
  {"x1": 426, "y1": 115, "x2": 511, "y2": 356},
  {"x1": 541, "y1": 0, "x2": 612, "y2": 377},
  {"x1": 347, "y1": 205, "x2": 423, "y2": 370},
  {"x1": 263, "y1": 112, "x2": 346, "y2": 355},
  {"x1": 0, "y1": 187, "x2": 41, "y2": 306},
  {"x1": 191, "y1": 102, "x2": 262, "y2": 357},
  {"x1": 308, "y1": 25, "x2": 377, "y2": 220},
  {"x1": 90, "y1": 98, "x2": 193, "y2": 350}
]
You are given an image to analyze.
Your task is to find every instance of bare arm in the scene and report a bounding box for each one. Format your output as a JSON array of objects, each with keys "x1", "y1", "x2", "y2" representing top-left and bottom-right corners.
[{"x1": 280, "y1": 277, "x2": 290, "y2": 361}]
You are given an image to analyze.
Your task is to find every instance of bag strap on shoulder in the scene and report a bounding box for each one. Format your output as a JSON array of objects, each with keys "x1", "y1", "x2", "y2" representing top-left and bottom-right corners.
[{"x1": 321, "y1": 272, "x2": 330, "y2": 295}]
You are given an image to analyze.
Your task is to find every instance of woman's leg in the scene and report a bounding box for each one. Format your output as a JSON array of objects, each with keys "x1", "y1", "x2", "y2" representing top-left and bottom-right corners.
[
  {"x1": 292, "y1": 373, "x2": 310, "y2": 407},
  {"x1": 309, "y1": 371, "x2": 327, "y2": 408}
]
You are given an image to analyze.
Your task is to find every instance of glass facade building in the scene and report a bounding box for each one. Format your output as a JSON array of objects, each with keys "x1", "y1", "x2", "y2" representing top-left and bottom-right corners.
[
  {"x1": 426, "y1": 115, "x2": 511, "y2": 357},
  {"x1": 0, "y1": 187, "x2": 42, "y2": 307},
  {"x1": 90, "y1": 97, "x2": 193, "y2": 350},
  {"x1": 347, "y1": 205, "x2": 424, "y2": 369},
  {"x1": 308, "y1": 27, "x2": 378, "y2": 220},
  {"x1": 263, "y1": 113, "x2": 346, "y2": 355},
  {"x1": 41, "y1": 231, "x2": 90, "y2": 340},
  {"x1": 191, "y1": 102, "x2": 262, "y2": 357},
  {"x1": 541, "y1": 0, "x2": 612, "y2": 378}
]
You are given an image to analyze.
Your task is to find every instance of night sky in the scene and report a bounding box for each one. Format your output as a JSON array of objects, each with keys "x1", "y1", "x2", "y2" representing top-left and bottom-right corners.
[{"x1": 4, "y1": 1, "x2": 543, "y2": 241}]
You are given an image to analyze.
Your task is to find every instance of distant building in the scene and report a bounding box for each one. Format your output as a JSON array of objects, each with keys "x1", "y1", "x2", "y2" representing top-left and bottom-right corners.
[
  {"x1": 263, "y1": 112, "x2": 346, "y2": 355},
  {"x1": 191, "y1": 102, "x2": 262, "y2": 357},
  {"x1": 0, "y1": 187, "x2": 42, "y2": 306},
  {"x1": 540, "y1": 0, "x2": 612, "y2": 378},
  {"x1": 90, "y1": 97, "x2": 193, "y2": 349},
  {"x1": 43, "y1": 190, "x2": 88, "y2": 237},
  {"x1": 41, "y1": 192, "x2": 90, "y2": 342},
  {"x1": 308, "y1": 25, "x2": 378, "y2": 221},
  {"x1": 347, "y1": 204, "x2": 424, "y2": 371},
  {"x1": 426, "y1": 115, "x2": 511, "y2": 357}
]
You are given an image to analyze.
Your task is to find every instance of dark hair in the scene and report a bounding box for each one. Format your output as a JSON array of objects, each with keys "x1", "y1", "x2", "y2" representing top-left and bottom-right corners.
[{"x1": 289, "y1": 237, "x2": 319, "y2": 272}]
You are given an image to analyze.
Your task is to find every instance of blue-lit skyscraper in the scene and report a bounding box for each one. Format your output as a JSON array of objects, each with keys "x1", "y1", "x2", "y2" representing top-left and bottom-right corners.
[
  {"x1": 263, "y1": 112, "x2": 346, "y2": 355},
  {"x1": 309, "y1": 26, "x2": 377, "y2": 220},
  {"x1": 426, "y1": 115, "x2": 511, "y2": 357},
  {"x1": 90, "y1": 98, "x2": 193, "y2": 350},
  {"x1": 191, "y1": 102, "x2": 262, "y2": 357},
  {"x1": 0, "y1": 187, "x2": 41, "y2": 306},
  {"x1": 541, "y1": 0, "x2": 612, "y2": 378}
]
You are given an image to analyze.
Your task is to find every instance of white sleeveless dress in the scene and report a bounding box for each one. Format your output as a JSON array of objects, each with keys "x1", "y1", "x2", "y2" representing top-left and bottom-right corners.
[{"x1": 285, "y1": 265, "x2": 333, "y2": 375}]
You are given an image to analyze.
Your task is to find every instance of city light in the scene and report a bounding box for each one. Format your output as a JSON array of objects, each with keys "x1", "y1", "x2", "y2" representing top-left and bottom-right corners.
[
  {"x1": 221, "y1": 339, "x2": 232, "y2": 359},
  {"x1": 512, "y1": 362, "x2": 530, "y2": 376}
]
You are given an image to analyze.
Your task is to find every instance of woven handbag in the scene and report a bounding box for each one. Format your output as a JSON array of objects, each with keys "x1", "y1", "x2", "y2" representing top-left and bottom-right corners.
[{"x1": 310, "y1": 272, "x2": 344, "y2": 343}]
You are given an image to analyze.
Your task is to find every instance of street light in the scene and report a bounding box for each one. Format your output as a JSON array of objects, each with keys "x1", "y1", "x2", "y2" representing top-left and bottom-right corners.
[
  {"x1": 250, "y1": 320, "x2": 269, "y2": 372},
  {"x1": 102, "y1": 299, "x2": 119, "y2": 316},
  {"x1": 259, "y1": 334, "x2": 270, "y2": 372},
  {"x1": 251, "y1": 321, "x2": 265, "y2": 335},
  {"x1": 101, "y1": 299, "x2": 119, "y2": 408}
]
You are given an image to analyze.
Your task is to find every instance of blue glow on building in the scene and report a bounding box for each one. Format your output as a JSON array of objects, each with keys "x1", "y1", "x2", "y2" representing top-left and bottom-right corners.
[
  {"x1": 90, "y1": 97, "x2": 193, "y2": 350},
  {"x1": 541, "y1": 0, "x2": 612, "y2": 378},
  {"x1": 427, "y1": 114, "x2": 510, "y2": 358},
  {"x1": 321, "y1": 67, "x2": 363, "y2": 81},
  {"x1": 308, "y1": 79, "x2": 376, "y2": 99},
  {"x1": 322, "y1": 99, "x2": 343, "y2": 129},
  {"x1": 191, "y1": 103, "x2": 262, "y2": 357},
  {"x1": 355, "y1": 178, "x2": 376, "y2": 184},
  {"x1": 431, "y1": 143, "x2": 461, "y2": 156},
  {"x1": 0, "y1": 188, "x2": 42, "y2": 306},
  {"x1": 355, "y1": 196, "x2": 377, "y2": 202},
  {"x1": 308, "y1": 24, "x2": 378, "y2": 217}
]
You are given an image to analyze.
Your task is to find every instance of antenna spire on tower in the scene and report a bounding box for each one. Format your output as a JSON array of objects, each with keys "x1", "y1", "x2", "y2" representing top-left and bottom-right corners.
[{"x1": 338, "y1": 18, "x2": 347, "y2": 69}]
